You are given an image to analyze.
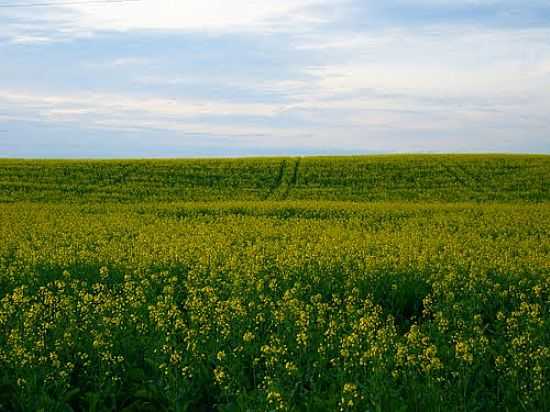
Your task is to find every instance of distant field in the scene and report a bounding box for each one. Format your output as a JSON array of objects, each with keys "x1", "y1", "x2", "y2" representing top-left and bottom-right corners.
[
  {"x1": 0, "y1": 156, "x2": 549, "y2": 411},
  {"x1": 1, "y1": 154, "x2": 548, "y2": 202}
]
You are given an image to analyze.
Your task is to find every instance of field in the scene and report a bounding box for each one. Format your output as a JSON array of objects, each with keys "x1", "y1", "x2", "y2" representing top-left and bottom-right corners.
[
  {"x1": 1, "y1": 155, "x2": 549, "y2": 203},
  {"x1": 0, "y1": 155, "x2": 549, "y2": 411}
]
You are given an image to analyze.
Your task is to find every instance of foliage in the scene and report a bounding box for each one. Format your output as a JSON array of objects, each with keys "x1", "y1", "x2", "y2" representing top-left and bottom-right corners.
[
  {"x1": 0, "y1": 154, "x2": 548, "y2": 203},
  {"x1": 0, "y1": 156, "x2": 549, "y2": 411}
]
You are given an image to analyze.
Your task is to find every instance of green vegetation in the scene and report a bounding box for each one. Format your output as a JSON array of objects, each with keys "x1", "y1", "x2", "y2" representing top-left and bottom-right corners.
[
  {"x1": 0, "y1": 155, "x2": 549, "y2": 411},
  {"x1": 1, "y1": 154, "x2": 548, "y2": 202}
]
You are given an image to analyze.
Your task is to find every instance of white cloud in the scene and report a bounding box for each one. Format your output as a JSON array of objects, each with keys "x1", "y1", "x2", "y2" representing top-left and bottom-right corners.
[
  {"x1": 0, "y1": 0, "x2": 335, "y2": 43},
  {"x1": 0, "y1": 89, "x2": 322, "y2": 146},
  {"x1": 67, "y1": 0, "x2": 329, "y2": 32},
  {"x1": 298, "y1": 26, "x2": 550, "y2": 97},
  {"x1": 1, "y1": 2, "x2": 549, "y2": 153},
  {"x1": 2, "y1": 75, "x2": 548, "y2": 152},
  {"x1": 0, "y1": 90, "x2": 287, "y2": 119},
  {"x1": 10, "y1": 34, "x2": 54, "y2": 44}
]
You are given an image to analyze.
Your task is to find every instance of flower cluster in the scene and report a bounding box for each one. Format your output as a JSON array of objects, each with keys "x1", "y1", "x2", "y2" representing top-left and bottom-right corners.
[{"x1": 0, "y1": 200, "x2": 548, "y2": 411}]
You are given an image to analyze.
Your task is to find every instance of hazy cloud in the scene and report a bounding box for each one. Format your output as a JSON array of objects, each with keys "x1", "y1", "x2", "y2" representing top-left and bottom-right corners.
[{"x1": 0, "y1": 0, "x2": 549, "y2": 155}]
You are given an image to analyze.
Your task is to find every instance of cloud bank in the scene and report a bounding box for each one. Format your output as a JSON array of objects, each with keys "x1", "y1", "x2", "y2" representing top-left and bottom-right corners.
[{"x1": 0, "y1": 0, "x2": 549, "y2": 156}]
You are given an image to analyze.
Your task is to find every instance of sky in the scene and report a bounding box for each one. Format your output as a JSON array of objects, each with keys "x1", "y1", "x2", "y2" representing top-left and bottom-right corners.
[{"x1": 0, "y1": 0, "x2": 549, "y2": 157}]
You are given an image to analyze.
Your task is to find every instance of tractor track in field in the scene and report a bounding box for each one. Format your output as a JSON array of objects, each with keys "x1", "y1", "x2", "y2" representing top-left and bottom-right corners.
[
  {"x1": 264, "y1": 160, "x2": 287, "y2": 200},
  {"x1": 284, "y1": 157, "x2": 301, "y2": 199},
  {"x1": 266, "y1": 158, "x2": 301, "y2": 200}
]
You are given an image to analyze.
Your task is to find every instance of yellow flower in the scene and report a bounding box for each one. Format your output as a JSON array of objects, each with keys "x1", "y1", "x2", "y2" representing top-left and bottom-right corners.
[
  {"x1": 243, "y1": 331, "x2": 255, "y2": 343},
  {"x1": 213, "y1": 367, "x2": 226, "y2": 384},
  {"x1": 495, "y1": 355, "x2": 506, "y2": 368},
  {"x1": 455, "y1": 341, "x2": 473, "y2": 364}
]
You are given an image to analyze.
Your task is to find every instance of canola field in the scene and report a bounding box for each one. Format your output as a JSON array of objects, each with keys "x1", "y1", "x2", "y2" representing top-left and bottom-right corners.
[{"x1": 0, "y1": 155, "x2": 549, "y2": 411}]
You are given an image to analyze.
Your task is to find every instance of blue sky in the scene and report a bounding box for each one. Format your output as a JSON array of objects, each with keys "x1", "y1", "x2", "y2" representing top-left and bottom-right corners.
[{"x1": 0, "y1": 0, "x2": 549, "y2": 157}]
